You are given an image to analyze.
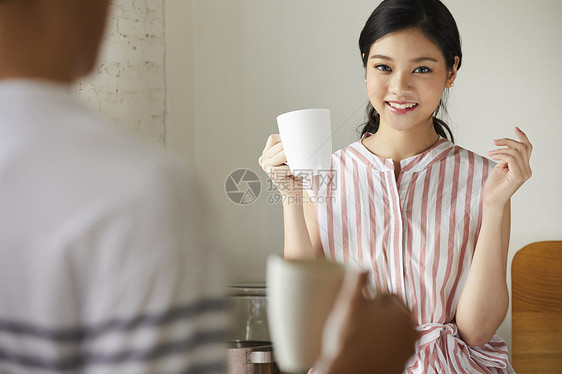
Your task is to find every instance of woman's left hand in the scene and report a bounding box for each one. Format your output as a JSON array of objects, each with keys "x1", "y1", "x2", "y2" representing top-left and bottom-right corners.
[{"x1": 484, "y1": 127, "x2": 533, "y2": 208}]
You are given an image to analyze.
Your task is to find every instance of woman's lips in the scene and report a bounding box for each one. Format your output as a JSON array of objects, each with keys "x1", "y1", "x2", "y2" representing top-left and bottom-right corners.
[{"x1": 385, "y1": 101, "x2": 419, "y2": 114}]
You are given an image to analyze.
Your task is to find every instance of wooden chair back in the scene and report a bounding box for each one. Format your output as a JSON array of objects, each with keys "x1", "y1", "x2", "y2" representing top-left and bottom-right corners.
[{"x1": 512, "y1": 241, "x2": 562, "y2": 373}]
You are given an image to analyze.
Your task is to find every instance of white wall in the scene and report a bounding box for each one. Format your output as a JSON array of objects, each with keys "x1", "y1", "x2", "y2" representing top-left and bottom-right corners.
[
  {"x1": 77, "y1": 0, "x2": 166, "y2": 145},
  {"x1": 165, "y1": 0, "x2": 562, "y2": 352},
  {"x1": 164, "y1": 0, "x2": 196, "y2": 165}
]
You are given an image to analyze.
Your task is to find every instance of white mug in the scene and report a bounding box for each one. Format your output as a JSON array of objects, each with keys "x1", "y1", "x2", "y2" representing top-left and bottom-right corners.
[
  {"x1": 276, "y1": 108, "x2": 332, "y2": 175},
  {"x1": 266, "y1": 255, "x2": 349, "y2": 373}
]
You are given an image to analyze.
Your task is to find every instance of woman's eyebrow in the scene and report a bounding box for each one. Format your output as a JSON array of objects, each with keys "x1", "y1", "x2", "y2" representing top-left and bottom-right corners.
[{"x1": 369, "y1": 54, "x2": 439, "y2": 63}]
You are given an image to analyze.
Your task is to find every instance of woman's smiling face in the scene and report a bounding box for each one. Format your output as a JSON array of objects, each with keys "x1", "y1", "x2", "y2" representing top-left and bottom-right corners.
[{"x1": 365, "y1": 27, "x2": 458, "y2": 134}]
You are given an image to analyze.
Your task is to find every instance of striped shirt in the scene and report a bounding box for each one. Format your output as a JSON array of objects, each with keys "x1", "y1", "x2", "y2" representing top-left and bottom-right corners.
[
  {"x1": 307, "y1": 133, "x2": 514, "y2": 373},
  {"x1": 0, "y1": 80, "x2": 227, "y2": 374}
]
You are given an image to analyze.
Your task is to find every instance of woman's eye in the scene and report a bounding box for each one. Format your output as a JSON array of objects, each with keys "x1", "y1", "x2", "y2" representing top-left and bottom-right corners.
[
  {"x1": 414, "y1": 66, "x2": 432, "y2": 73},
  {"x1": 374, "y1": 64, "x2": 391, "y2": 72}
]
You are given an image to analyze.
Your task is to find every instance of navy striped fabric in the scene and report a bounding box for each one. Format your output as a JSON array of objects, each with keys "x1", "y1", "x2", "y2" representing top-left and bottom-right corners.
[{"x1": 0, "y1": 298, "x2": 227, "y2": 372}]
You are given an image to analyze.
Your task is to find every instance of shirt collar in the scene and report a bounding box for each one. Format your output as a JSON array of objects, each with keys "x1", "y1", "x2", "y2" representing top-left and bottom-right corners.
[
  {"x1": 0, "y1": 78, "x2": 72, "y2": 101},
  {"x1": 348, "y1": 132, "x2": 454, "y2": 172}
]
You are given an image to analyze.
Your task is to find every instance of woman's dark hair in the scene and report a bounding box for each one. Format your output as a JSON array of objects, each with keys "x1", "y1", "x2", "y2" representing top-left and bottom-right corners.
[{"x1": 358, "y1": 0, "x2": 462, "y2": 142}]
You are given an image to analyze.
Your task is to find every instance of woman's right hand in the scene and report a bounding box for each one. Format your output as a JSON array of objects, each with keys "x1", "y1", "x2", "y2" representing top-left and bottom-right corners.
[{"x1": 258, "y1": 134, "x2": 303, "y2": 198}]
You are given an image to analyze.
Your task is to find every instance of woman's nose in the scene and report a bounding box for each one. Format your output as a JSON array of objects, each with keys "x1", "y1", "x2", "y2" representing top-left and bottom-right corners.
[{"x1": 388, "y1": 69, "x2": 412, "y2": 94}]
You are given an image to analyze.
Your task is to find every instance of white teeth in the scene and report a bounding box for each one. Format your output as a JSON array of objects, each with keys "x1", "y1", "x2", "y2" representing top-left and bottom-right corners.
[{"x1": 388, "y1": 102, "x2": 417, "y2": 110}]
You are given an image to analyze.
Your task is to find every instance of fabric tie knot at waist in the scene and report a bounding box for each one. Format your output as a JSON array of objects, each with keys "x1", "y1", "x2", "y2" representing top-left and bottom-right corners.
[{"x1": 405, "y1": 322, "x2": 512, "y2": 373}]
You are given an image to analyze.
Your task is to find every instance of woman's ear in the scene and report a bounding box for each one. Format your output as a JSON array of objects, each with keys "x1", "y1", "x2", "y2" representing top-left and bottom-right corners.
[{"x1": 447, "y1": 56, "x2": 460, "y2": 87}]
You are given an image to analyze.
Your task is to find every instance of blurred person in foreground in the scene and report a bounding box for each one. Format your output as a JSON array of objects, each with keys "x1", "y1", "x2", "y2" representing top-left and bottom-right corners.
[
  {"x1": 0, "y1": 0, "x2": 417, "y2": 373},
  {"x1": 0, "y1": 0, "x2": 226, "y2": 372}
]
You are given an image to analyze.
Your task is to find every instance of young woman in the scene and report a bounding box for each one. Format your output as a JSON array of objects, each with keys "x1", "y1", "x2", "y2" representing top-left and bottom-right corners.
[{"x1": 259, "y1": 0, "x2": 532, "y2": 372}]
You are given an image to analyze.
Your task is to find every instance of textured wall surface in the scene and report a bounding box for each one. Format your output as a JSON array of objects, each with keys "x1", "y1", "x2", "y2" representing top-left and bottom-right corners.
[{"x1": 75, "y1": 0, "x2": 166, "y2": 145}]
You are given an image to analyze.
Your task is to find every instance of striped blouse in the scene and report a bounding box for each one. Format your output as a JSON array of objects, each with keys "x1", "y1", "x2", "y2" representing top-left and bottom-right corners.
[{"x1": 307, "y1": 133, "x2": 514, "y2": 373}]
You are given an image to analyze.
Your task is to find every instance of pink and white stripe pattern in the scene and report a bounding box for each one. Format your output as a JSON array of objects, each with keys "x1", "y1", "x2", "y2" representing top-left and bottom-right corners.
[{"x1": 308, "y1": 133, "x2": 514, "y2": 373}]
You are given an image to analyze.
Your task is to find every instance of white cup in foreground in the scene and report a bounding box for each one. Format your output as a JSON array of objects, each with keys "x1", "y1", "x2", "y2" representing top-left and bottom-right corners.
[
  {"x1": 276, "y1": 108, "x2": 332, "y2": 175},
  {"x1": 266, "y1": 255, "x2": 349, "y2": 373}
]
